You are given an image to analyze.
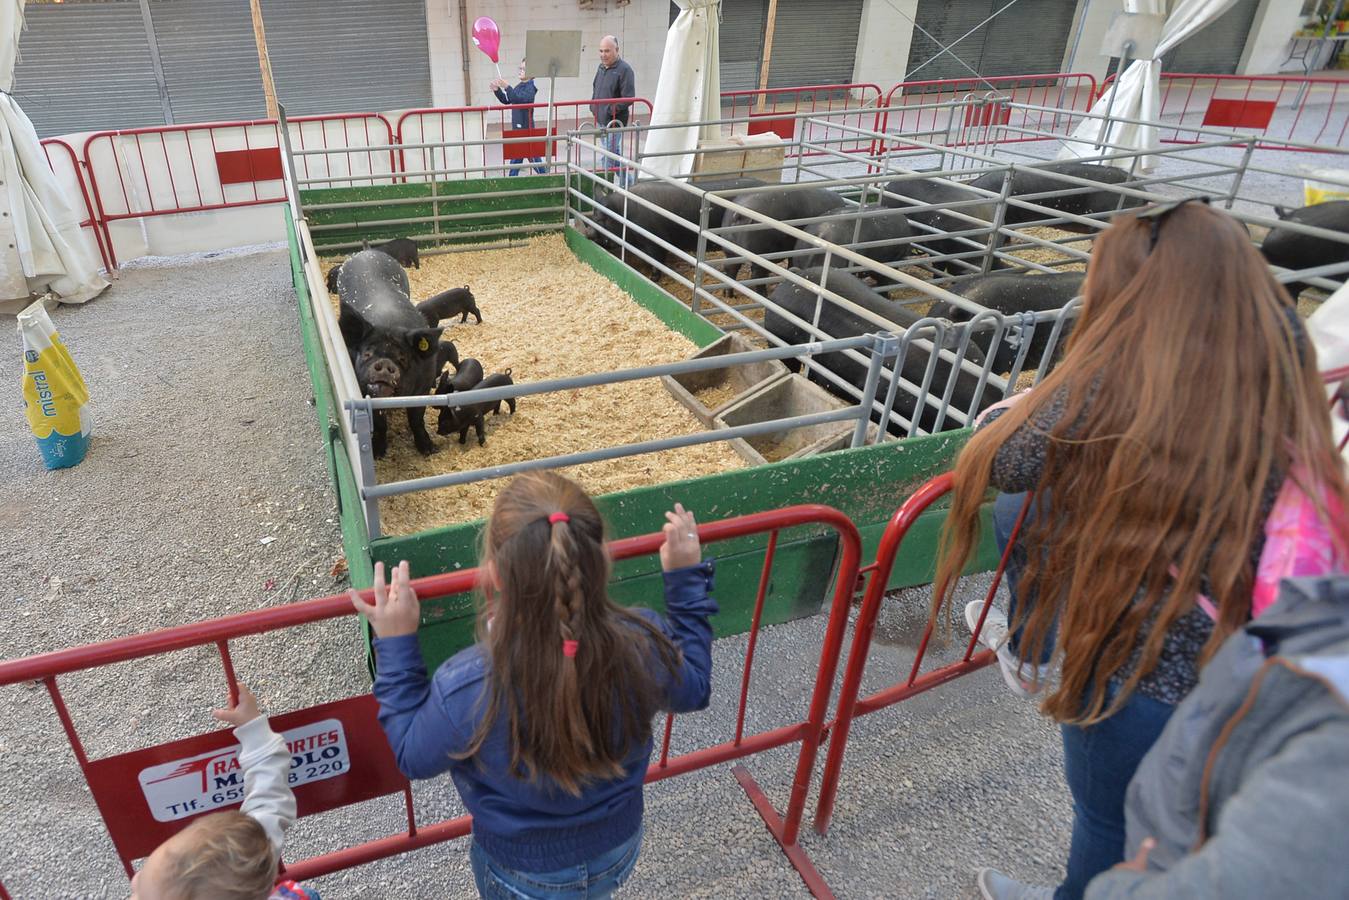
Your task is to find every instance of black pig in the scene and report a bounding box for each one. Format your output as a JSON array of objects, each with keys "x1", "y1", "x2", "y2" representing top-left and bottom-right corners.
[
  {"x1": 438, "y1": 370, "x2": 517, "y2": 445},
  {"x1": 1261, "y1": 200, "x2": 1349, "y2": 298},
  {"x1": 326, "y1": 264, "x2": 342, "y2": 294},
  {"x1": 363, "y1": 237, "x2": 421, "y2": 269},
  {"x1": 721, "y1": 186, "x2": 844, "y2": 282},
  {"x1": 421, "y1": 285, "x2": 482, "y2": 324},
  {"x1": 928, "y1": 272, "x2": 1084, "y2": 374},
  {"x1": 791, "y1": 207, "x2": 913, "y2": 283},
  {"x1": 967, "y1": 162, "x2": 1142, "y2": 230},
  {"x1": 337, "y1": 250, "x2": 446, "y2": 457},
  {"x1": 581, "y1": 177, "x2": 765, "y2": 278},
  {"x1": 880, "y1": 177, "x2": 993, "y2": 274},
  {"x1": 764, "y1": 267, "x2": 991, "y2": 434}
]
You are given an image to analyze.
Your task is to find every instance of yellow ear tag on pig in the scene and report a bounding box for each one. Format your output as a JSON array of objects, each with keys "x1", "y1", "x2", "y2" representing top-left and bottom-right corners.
[{"x1": 418, "y1": 337, "x2": 430, "y2": 352}]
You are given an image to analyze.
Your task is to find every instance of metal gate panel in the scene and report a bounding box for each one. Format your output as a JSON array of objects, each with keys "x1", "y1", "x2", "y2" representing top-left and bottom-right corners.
[
  {"x1": 150, "y1": 0, "x2": 267, "y2": 124},
  {"x1": 1164, "y1": 0, "x2": 1260, "y2": 75},
  {"x1": 14, "y1": 1, "x2": 165, "y2": 137},
  {"x1": 259, "y1": 0, "x2": 433, "y2": 116},
  {"x1": 767, "y1": 0, "x2": 865, "y2": 91}
]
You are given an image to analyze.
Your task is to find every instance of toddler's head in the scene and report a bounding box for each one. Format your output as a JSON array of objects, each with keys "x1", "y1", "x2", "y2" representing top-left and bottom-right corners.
[{"x1": 131, "y1": 810, "x2": 275, "y2": 900}]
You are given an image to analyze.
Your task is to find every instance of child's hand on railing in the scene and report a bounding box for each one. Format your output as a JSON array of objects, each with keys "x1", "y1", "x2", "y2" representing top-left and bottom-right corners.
[
  {"x1": 213, "y1": 683, "x2": 262, "y2": 728},
  {"x1": 660, "y1": 503, "x2": 702, "y2": 571},
  {"x1": 351, "y1": 561, "x2": 421, "y2": 638}
]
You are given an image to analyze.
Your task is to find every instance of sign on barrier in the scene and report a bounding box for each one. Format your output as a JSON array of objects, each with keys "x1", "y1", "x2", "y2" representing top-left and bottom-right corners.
[{"x1": 84, "y1": 694, "x2": 406, "y2": 864}]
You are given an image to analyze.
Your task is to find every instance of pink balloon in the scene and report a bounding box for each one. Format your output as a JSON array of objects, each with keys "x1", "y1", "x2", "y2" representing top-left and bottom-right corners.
[{"x1": 471, "y1": 16, "x2": 501, "y2": 64}]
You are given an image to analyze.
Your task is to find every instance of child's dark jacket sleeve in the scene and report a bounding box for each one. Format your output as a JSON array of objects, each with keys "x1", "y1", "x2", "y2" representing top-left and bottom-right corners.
[
  {"x1": 649, "y1": 561, "x2": 718, "y2": 713},
  {"x1": 369, "y1": 635, "x2": 473, "y2": 781}
]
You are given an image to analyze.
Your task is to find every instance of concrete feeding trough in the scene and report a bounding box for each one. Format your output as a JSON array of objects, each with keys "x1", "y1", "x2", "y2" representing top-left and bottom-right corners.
[
  {"x1": 662, "y1": 332, "x2": 790, "y2": 427},
  {"x1": 714, "y1": 374, "x2": 869, "y2": 466}
]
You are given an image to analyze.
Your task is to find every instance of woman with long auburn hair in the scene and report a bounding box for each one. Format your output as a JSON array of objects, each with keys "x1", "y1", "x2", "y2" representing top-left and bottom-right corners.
[
  {"x1": 937, "y1": 200, "x2": 1349, "y2": 900},
  {"x1": 355, "y1": 471, "x2": 717, "y2": 898}
]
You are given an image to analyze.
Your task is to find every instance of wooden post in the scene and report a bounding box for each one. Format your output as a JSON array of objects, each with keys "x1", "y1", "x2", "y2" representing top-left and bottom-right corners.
[
  {"x1": 250, "y1": 0, "x2": 279, "y2": 121},
  {"x1": 755, "y1": 0, "x2": 779, "y2": 112}
]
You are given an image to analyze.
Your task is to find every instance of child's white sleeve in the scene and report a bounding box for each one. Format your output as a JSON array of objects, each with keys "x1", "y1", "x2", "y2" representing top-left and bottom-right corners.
[{"x1": 234, "y1": 716, "x2": 296, "y2": 852}]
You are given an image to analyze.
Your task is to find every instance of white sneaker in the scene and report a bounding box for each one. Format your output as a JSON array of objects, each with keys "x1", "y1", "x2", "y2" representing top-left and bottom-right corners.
[
  {"x1": 965, "y1": 600, "x2": 1046, "y2": 699},
  {"x1": 976, "y1": 867, "x2": 1055, "y2": 900}
]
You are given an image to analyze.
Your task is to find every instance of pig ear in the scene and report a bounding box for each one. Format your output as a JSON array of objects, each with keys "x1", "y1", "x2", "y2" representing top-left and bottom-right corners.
[
  {"x1": 1274, "y1": 206, "x2": 1289, "y2": 219},
  {"x1": 408, "y1": 327, "x2": 445, "y2": 357},
  {"x1": 339, "y1": 302, "x2": 373, "y2": 345}
]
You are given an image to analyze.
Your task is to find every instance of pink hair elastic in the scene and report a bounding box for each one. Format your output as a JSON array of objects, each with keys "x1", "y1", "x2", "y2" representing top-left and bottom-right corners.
[
  {"x1": 562, "y1": 639, "x2": 579, "y2": 658},
  {"x1": 548, "y1": 512, "x2": 570, "y2": 524}
]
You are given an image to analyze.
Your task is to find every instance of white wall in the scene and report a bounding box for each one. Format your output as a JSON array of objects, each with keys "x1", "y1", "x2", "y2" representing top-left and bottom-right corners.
[
  {"x1": 852, "y1": 0, "x2": 916, "y2": 87},
  {"x1": 424, "y1": 0, "x2": 670, "y2": 112},
  {"x1": 1240, "y1": 0, "x2": 1312, "y2": 75}
]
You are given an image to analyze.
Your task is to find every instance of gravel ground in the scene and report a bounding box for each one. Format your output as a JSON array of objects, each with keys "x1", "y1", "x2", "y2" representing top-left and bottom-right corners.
[{"x1": 0, "y1": 245, "x2": 1070, "y2": 898}]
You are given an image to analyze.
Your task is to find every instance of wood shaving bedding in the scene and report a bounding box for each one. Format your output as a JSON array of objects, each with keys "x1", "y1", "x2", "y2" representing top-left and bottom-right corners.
[{"x1": 324, "y1": 234, "x2": 746, "y2": 535}]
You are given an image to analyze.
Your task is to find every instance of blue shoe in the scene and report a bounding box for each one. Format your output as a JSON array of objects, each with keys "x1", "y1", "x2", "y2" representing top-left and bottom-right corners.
[{"x1": 976, "y1": 867, "x2": 1054, "y2": 900}]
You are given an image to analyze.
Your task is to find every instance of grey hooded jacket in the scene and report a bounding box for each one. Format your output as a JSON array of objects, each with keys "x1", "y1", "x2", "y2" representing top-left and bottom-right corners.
[{"x1": 1086, "y1": 576, "x2": 1349, "y2": 899}]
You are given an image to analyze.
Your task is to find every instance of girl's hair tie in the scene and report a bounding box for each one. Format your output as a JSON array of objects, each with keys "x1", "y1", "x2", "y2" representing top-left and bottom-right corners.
[
  {"x1": 548, "y1": 511, "x2": 570, "y2": 524},
  {"x1": 562, "y1": 639, "x2": 579, "y2": 658}
]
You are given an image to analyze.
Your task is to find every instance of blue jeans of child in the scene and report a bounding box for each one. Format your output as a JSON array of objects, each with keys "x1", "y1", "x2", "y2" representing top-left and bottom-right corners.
[
  {"x1": 469, "y1": 827, "x2": 642, "y2": 899},
  {"x1": 993, "y1": 491, "x2": 1175, "y2": 899}
]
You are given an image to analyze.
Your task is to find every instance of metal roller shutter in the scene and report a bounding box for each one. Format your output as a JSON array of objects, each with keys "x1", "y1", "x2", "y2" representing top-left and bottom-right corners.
[
  {"x1": 14, "y1": 1, "x2": 166, "y2": 138},
  {"x1": 717, "y1": 0, "x2": 768, "y2": 92},
  {"x1": 906, "y1": 0, "x2": 1075, "y2": 87},
  {"x1": 259, "y1": 0, "x2": 433, "y2": 116},
  {"x1": 151, "y1": 0, "x2": 266, "y2": 124},
  {"x1": 976, "y1": 0, "x2": 1077, "y2": 79},
  {"x1": 1163, "y1": 0, "x2": 1260, "y2": 74},
  {"x1": 905, "y1": 1, "x2": 993, "y2": 84},
  {"x1": 767, "y1": 0, "x2": 865, "y2": 90}
]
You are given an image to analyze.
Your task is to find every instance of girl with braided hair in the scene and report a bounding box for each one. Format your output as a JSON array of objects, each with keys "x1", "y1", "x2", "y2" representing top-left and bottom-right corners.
[{"x1": 356, "y1": 470, "x2": 716, "y2": 898}]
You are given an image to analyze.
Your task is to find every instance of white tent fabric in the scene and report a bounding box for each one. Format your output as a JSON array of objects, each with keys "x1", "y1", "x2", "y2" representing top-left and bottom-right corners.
[
  {"x1": 641, "y1": 0, "x2": 722, "y2": 180},
  {"x1": 0, "y1": 0, "x2": 108, "y2": 315},
  {"x1": 1057, "y1": 0, "x2": 1241, "y2": 171}
]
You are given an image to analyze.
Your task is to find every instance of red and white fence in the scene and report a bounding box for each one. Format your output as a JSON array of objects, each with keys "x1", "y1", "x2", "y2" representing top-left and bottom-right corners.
[
  {"x1": 36, "y1": 72, "x2": 1344, "y2": 275},
  {"x1": 1098, "y1": 72, "x2": 1349, "y2": 151}
]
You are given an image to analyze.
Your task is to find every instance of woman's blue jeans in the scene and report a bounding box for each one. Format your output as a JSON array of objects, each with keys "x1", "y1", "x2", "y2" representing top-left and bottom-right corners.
[
  {"x1": 469, "y1": 827, "x2": 642, "y2": 899},
  {"x1": 993, "y1": 492, "x2": 1174, "y2": 900}
]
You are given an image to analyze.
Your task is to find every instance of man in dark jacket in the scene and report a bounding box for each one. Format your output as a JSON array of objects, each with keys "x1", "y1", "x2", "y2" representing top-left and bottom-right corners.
[
  {"x1": 491, "y1": 60, "x2": 545, "y2": 176},
  {"x1": 1084, "y1": 575, "x2": 1349, "y2": 899},
  {"x1": 591, "y1": 35, "x2": 635, "y2": 187}
]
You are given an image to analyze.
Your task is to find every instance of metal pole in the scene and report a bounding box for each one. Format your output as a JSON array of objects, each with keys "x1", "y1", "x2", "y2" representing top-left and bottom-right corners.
[
  {"x1": 1226, "y1": 137, "x2": 1258, "y2": 210},
  {"x1": 349, "y1": 405, "x2": 383, "y2": 541},
  {"x1": 1094, "y1": 42, "x2": 1133, "y2": 155},
  {"x1": 692, "y1": 196, "x2": 711, "y2": 317},
  {"x1": 137, "y1": 0, "x2": 175, "y2": 124},
  {"x1": 981, "y1": 168, "x2": 1014, "y2": 274},
  {"x1": 852, "y1": 333, "x2": 897, "y2": 448}
]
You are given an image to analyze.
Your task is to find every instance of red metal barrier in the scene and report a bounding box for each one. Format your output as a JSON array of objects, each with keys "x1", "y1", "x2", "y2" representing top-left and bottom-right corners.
[
  {"x1": 0, "y1": 504, "x2": 861, "y2": 899},
  {"x1": 40, "y1": 137, "x2": 113, "y2": 274},
  {"x1": 719, "y1": 83, "x2": 884, "y2": 158},
  {"x1": 877, "y1": 73, "x2": 1098, "y2": 153},
  {"x1": 1098, "y1": 72, "x2": 1349, "y2": 150},
  {"x1": 286, "y1": 112, "x2": 399, "y2": 190},
  {"x1": 813, "y1": 474, "x2": 1028, "y2": 835},
  {"x1": 393, "y1": 98, "x2": 653, "y2": 183},
  {"x1": 81, "y1": 118, "x2": 286, "y2": 268}
]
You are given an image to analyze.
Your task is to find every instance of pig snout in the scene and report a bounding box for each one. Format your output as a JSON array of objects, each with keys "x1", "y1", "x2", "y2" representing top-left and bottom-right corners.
[{"x1": 362, "y1": 357, "x2": 401, "y2": 398}]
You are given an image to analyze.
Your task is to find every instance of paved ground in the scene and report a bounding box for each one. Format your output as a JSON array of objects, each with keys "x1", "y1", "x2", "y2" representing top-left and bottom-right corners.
[{"x1": 0, "y1": 246, "x2": 1070, "y2": 898}]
